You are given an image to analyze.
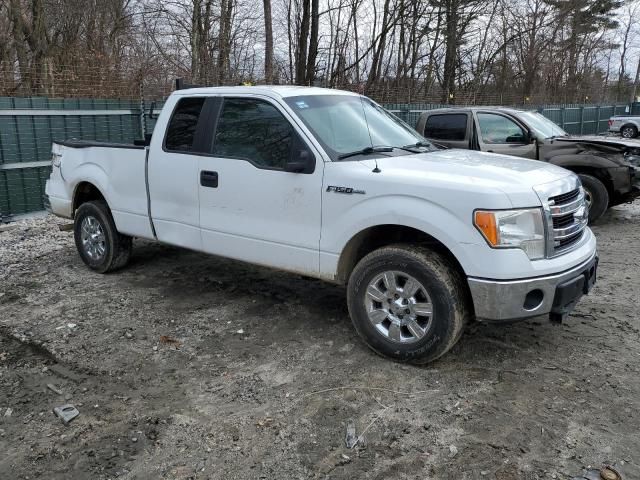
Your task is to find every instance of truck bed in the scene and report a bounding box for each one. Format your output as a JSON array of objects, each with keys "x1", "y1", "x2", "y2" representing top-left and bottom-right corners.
[{"x1": 48, "y1": 140, "x2": 153, "y2": 239}]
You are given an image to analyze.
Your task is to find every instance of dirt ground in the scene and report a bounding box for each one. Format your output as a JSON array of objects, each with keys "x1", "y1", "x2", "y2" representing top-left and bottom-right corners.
[{"x1": 1, "y1": 203, "x2": 638, "y2": 480}]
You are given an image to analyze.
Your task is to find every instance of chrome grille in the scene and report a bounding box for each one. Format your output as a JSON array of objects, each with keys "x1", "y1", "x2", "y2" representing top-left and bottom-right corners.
[{"x1": 548, "y1": 187, "x2": 588, "y2": 255}]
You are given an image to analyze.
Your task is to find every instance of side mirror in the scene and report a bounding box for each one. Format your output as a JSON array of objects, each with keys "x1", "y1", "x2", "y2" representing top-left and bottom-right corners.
[
  {"x1": 285, "y1": 136, "x2": 315, "y2": 173},
  {"x1": 285, "y1": 148, "x2": 315, "y2": 173},
  {"x1": 527, "y1": 130, "x2": 536, "y2": 144}
]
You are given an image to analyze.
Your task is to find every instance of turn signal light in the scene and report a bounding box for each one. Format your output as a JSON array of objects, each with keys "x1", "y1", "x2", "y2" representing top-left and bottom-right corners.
[{"x1": 474, "y1": 211, "x2": 499, "y2": 245}]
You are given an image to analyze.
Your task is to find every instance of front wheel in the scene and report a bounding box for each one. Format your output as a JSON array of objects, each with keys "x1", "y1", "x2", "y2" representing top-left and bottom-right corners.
[
  {"x1": 347, "y1": 245, "x2": 470, "y2": 364},
  {"x1": 578, "y1": 174, "x2": 608, "y2": 224},
  {"x1": 74, "y1": 201, "x2": 132, "y2": 273}
]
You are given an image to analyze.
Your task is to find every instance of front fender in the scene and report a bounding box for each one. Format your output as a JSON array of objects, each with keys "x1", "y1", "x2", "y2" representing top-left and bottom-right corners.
[
  {"x1": 549, "y1": 153, "x2": 621, "y2": 170},
  {"x1": 320, "y1": 194, "x2": 484, "y2": 279}
]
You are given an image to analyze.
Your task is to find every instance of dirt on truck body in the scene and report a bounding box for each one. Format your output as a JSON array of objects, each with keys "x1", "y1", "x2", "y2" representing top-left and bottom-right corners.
[{"x1": 1, "y1": 205, "x2": 639, "y2": 480}]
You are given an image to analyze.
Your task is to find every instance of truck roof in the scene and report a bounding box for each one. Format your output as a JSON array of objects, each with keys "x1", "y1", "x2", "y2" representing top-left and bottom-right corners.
[
  {"x1": 172, "y1": 85, "x2": 360, "y2": 99},
  {"x1": 422, "y1": 106, "x2": 532, "y2": 115}
]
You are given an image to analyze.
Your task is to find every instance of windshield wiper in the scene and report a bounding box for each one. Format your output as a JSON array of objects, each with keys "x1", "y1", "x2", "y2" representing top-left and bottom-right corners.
[
  {"x1": 338, "y1": 146, "x2": 394, "y2": 160},
  {"x1": 402, "y1": 140, "x2": 432, "y2": 149}
]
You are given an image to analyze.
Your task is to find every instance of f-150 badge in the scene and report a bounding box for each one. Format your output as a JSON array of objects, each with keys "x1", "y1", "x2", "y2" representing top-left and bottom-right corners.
[{"x1": 326, "y1": 186, "x2": 366, "y2": 194}]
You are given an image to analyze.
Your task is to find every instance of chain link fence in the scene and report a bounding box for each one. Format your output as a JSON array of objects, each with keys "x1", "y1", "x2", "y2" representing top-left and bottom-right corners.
[{"x1": 1, "y1": 65, "x2": 638, "y2": 219}]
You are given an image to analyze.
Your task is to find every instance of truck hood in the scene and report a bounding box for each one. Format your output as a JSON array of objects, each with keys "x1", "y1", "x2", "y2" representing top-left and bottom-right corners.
[{"x1": 357, "y1": 149, "x2": 574, "y2": 208}]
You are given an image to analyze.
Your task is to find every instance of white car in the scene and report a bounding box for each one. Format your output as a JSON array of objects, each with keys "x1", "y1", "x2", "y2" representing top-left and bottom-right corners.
[
  {"x1": 45, "y1": 86, "x2": 598, "y2": 363},
  {"x1": 609, "y1": 115, "x2": 640, "y2": 138}
]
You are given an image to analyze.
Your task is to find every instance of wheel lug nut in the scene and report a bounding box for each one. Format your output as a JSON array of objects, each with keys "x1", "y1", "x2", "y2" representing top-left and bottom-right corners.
[
  {"x1": 394, "y1": 294, "x2": 399, "y2": 299},
  {"x1": 387, "y1": 298, "x2": 392, "y2": 304},
  {"x1": 405, "y1": 309, "x2": 410, "y2": 314}
]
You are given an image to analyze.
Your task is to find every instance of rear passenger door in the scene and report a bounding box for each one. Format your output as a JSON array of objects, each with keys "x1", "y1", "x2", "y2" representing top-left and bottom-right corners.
[
  {"x1": 474, "y1": 112, "x2": 537, "y2": 159},
  {"x1": 148, "y1": 96, "x2": 207, "y2": 250},
  {"x1": 421, "y1": 113, "x2": 471, "y2": 149},
  {"x1": 197, "y1": 96, "x2": 323, "y2": 275}
]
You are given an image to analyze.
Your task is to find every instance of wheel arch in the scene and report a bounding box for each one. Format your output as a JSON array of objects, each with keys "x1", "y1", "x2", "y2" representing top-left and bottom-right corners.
[
  {"x1": 335, "y1": 224, "x2": 468, "y2": 287},
  {"x1": 72, "y1": 181, "x2": 109, "y2": 216}
]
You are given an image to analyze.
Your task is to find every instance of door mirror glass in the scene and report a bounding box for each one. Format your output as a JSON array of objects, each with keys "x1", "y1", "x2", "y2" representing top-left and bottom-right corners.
[{"x1": 285, "y1": 135, "x2": 315, "y2": 173}]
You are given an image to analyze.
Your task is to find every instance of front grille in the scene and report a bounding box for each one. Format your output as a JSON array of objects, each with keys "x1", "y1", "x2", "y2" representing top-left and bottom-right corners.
[
  {"x1": 552, "y1": 213, "x2": 575, "y2": 229},
  {"x1": 548, "y1": 187, "x2": 587, "y2": 255},
  {"x1": 549, "y1": 189, "x2": 580, "y2": 205}
]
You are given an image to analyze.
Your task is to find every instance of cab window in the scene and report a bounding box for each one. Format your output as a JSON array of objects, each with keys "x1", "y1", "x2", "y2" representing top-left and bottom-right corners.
[
  {"x1": 477, "y1": 113, "x2": 527, "y2": 144},
  {"x1": 213, "y1": 98, "x2": 294, "y2": 169},
  {"x1": 164, "y1": 97, "x2": 206, "y2": 152},
  {"x1": 424, "y1": 114, "x2": 467, "y2": 141}
]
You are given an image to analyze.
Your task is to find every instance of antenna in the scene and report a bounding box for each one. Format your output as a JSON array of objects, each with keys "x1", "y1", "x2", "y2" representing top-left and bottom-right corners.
[{"x1": 359, "y1": 95, "x2": 381, "y2": 173}]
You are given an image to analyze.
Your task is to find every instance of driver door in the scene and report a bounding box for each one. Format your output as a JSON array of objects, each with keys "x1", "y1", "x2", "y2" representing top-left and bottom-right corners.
[
  {"x1": 197, "y1": 96, "x2": 323, "y2": 275},
  {"x1": 474, "y1": 111, "x2": 537, "y2": 159}
]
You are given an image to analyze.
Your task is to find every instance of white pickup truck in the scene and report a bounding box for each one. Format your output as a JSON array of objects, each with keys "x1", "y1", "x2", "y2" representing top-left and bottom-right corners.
[{"x1": 45, "y1": 86, "x2": 598, "y2": 363}]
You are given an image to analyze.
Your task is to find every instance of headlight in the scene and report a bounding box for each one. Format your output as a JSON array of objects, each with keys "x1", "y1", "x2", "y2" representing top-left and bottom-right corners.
[{"x1": 474, "y1": 208, "x2": 545, "y2": 260}]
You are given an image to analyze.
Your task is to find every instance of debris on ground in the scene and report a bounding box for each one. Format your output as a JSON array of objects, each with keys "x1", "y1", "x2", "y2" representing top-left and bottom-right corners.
[
  {"x1": 46, "y1": 383, "x2": 63, "y2": 395},
  {"x1": 53, "y1": 405, "x2": 80, "y2": 425},
  {"x1": 345, "y1": 419, "x2": 357, "y2": 448},
  {"x1": 159, "y1": 335, "x2": 181, "y2": 347},
  {"x1": 572, "y1": 465, "x2": 623, "y2": 480}
]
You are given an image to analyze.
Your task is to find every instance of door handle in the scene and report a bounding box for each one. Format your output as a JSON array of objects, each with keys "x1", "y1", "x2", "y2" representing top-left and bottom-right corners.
[{"x1": 200, "y1": 170, "x2": 218, "y2": 188}]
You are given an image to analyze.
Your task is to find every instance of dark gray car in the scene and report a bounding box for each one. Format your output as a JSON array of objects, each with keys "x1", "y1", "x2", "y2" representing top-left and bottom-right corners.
[{"x1": 416, "y1": 107, "x2": 640, "y2": 222}]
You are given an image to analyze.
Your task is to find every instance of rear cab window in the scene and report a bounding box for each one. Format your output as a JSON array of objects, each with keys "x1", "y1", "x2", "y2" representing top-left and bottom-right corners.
[
  {"x1": 164, "y1": 97, "x2": 206, "y2": 152},
  {"x1": 424, "y1": 114, "x2": 468, "y2": 141}
]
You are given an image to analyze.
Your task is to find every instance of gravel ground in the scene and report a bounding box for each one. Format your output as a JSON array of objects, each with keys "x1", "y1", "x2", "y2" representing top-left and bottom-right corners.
[{"x1": 1, "y1": 204, "x2": 639, "y2": 480}]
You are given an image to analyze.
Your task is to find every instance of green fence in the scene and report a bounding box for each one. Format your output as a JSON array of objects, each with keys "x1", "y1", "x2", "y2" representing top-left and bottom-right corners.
[
  {"x1": 0, "y1": 97, "x2": 637, "y2": 219},
  {"x1": 0, "y1": 97, "x2": 142, "y2": 219}
]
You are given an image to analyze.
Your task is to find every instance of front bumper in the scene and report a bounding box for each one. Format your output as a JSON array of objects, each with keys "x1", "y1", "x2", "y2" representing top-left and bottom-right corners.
[{"x1": 468, "y1": 251, "x2": 598, "y2": 322}]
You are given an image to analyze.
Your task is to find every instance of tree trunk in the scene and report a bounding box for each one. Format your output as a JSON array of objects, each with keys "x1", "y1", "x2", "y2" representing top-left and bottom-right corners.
[
  {"x1": 305, "y1": 0, "x2": 319, "y2": 84},
  {"x1": 263, "y1": 0, "x2": 274, "y2": 83},
  {"x1": 295, "y1": 0, "x2": 310, "y2": 84},
  {"x1": 442, "y1": 0, "x2": 459, "y2": 104},
  {"x1": 217, "y1": 0, "x2": 234, "y2": 85}
]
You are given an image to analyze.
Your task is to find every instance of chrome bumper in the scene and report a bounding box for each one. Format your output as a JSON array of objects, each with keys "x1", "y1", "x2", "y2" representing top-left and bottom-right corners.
[{"x1": 468, "y1": 251, "x2": 598, "y2": 322}]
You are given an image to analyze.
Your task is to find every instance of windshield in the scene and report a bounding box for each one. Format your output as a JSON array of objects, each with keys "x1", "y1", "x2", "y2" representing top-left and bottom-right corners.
[
  {"x1": 284, "y1": 94, "x2": 434, "y2": 160},
  {"x1": 518, "y1": 111, "x2": 569, "y2": 139}
]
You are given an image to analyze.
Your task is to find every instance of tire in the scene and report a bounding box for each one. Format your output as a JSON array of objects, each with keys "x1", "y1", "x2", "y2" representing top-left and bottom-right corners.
[
  {"x1": 347, "y1": 244, "x2": 470, "y2": 364},
  {"x1": 578, "y1": 174, "x2": 608, "y2": 224},
  {"x1": 620, "y1": 125, "x2": 638, "y2": 139},
  {"x1": 74, "y1": 200, "x2": 132, "y2": 273}
]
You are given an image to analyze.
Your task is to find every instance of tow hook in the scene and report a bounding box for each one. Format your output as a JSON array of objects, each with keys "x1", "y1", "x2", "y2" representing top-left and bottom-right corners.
[{"x1": 549, "y1": 312, "x2": 566, "y2": 324}]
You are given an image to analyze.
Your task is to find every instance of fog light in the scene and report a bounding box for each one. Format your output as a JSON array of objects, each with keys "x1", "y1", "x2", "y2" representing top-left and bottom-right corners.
[{"x1": 523, "y1": 289, "x2": 544, "y2": 311}]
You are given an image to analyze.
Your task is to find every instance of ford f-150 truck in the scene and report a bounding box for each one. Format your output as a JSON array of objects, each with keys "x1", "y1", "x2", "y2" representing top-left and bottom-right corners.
[
  {"x1": 608, "y1": 114, "x2": 640, "y2": 138},
  {"x1": 417, "y1": 107, "x2": 640, "y2": 222},
  {"x1": 45, "y1": 86, "x2": 598, "y2": 363}
]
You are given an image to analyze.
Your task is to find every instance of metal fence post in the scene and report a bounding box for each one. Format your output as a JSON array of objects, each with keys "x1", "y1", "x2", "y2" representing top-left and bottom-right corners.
[
  {"x1": 595, "y1": 106, "x2": 601, "y2": 134},
  {"x1": 579, "y1": 106, "x2": 584, "y2": 135},
  {"x1": 560, "y1": 107, "x2": 565, "y2": 130}
]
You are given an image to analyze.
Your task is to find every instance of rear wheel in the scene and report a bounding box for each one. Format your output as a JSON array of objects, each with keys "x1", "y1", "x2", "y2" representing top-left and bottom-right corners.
[
  {"x1": 621, "y1": 125, "x2": 638, "y2": 139},
  {"x1": 578, "y1": 174, "x2": 608, "y2": 224},
  {"x1": 74, "y1": 201, "x2": 132, "y2": 273},
  {"x1": 347, "y1": 245, "x2": 470, "y2": 364}
]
